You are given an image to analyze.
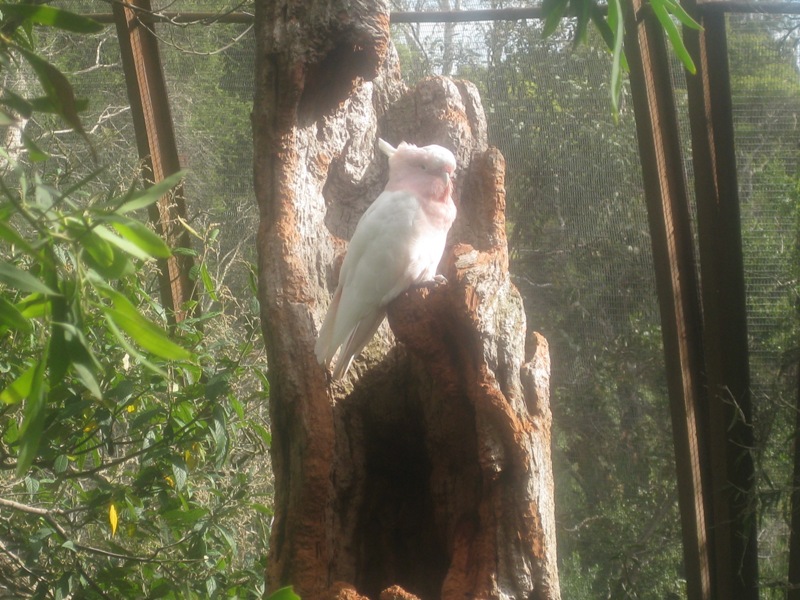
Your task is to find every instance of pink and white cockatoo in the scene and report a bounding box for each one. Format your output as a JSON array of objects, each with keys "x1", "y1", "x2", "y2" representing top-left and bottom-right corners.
[{"x1": 315, "y1": 138, "x2": 457, "y2": 379}]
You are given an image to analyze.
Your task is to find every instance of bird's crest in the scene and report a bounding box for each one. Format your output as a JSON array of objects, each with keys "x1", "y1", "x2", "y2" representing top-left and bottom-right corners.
[{"x1": 378, "y1": 138, "x2": 396, "y2": 157}]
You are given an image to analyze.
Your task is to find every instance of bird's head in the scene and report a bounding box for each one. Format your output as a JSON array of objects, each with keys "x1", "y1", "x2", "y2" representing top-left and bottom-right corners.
[{"x1": 379, "y1": 139, "x2": 456, "y2": 204}]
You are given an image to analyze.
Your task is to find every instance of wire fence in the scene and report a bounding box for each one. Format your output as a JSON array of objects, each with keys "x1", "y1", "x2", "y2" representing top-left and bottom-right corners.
[{"x1": 40, "y1": 2, "x2": 800, "y2": 598}]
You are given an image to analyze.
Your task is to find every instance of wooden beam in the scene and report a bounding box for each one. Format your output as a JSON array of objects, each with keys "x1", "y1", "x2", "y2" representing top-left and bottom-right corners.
[
  {"x1": 697, "y1": 0, "x2": 800, "y2": 13},
  {"x1": 622, "y1": 1, "x2": 714, "y2": 598},
  {"x1": 112, "y1": 0, "x2": 195, "y2": 323},
  {"x1": 681, "y1": 5, "x2": 760, "y2": 599},
  {"x1": 86, "y1": 2, "x2": 800, "y2": 26}
]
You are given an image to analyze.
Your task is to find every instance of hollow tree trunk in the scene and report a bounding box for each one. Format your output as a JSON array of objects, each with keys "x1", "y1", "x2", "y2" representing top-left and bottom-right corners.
[{"x1": 253, "y1": 1, "x2": 560, "y2": 598}]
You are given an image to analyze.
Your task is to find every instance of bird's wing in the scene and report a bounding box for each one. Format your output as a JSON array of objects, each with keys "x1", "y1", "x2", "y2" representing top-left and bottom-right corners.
[{"x1": 316, "y1": 190, "x2": 426, "y2": 375}]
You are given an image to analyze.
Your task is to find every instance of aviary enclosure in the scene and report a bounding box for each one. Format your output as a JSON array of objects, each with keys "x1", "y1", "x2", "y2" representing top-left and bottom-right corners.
[{"x1": 1, "y1": 0, "x2": 799, "y2": 598}]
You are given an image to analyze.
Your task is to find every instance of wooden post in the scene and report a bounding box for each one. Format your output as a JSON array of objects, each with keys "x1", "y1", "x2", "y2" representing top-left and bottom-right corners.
[
  {"x1": 113, "y1": 0, "x2": 195, "y2": 323},
  {"x1": 682, "y1": 3, "x2": 760, "y2": 598},
  {"x1": 622, "y1": 1, "x2": 714, "y2": 598}
]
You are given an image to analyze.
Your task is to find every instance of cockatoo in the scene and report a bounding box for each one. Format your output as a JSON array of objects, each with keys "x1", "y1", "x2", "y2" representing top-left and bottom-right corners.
[{"x1": 315, "y1": 138, "x2": 457, "y2": 379}]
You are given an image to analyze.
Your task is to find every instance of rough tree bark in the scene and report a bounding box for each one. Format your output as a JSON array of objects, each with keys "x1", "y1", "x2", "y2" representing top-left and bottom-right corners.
[{"x1": 253, "y1": 1, "x2": 560, "y2": 598}]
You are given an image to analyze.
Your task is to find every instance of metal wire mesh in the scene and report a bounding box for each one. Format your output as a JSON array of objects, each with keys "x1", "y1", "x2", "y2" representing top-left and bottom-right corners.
[
  {"x1": 35, "y1": 3, "x2": 800, "y2": 598},
  {"x1": 727, "y1": 14, "x2": 800, "y2": 591}
]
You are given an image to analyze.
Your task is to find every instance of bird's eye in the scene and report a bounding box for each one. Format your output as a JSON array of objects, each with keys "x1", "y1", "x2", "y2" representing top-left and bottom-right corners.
[{"x1": 419, "y1": 163, "x2": 427, "y2": 170}]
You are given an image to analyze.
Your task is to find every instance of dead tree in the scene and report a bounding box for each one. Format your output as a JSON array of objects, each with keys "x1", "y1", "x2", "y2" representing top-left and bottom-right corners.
[{"x1": 253, "y1": 1, "x2": 560, "y2": 598}]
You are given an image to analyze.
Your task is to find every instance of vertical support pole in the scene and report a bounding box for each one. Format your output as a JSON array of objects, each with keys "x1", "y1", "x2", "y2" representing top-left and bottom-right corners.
[
  {"x1": 622, "y1": 2, "x2": 713, "y2": 598},
  {"x1": 113, "y1": 0, "x2": 195, "y2": 323},
  {"x1": 682, "y1": 5, "x2": 759, "y2": 599}
]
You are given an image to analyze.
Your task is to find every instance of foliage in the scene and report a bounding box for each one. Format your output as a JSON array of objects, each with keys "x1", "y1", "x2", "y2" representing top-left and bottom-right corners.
[
  {"x1": 0, "y1": 159, "x2": 271, "y2": 597},
  {"x1": 0, "y1": 3, "x2": 271, "y2": 598},
  {"x1": 541, "y1": 0, "x2": 701, "y2": 114},
  {"x1": 0, "y1": 3, "x2": 102, "y2": 162}
]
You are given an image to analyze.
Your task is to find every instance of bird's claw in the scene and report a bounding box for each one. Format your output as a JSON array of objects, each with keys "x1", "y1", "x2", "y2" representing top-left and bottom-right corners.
[{"x1": 416, "y1": 274, "x2": 448, "y2": 289}]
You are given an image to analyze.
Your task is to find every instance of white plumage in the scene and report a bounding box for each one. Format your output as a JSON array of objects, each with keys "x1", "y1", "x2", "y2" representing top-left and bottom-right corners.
[{"x1": 315, "y1": 138, "x2": 457, "y2": 379}]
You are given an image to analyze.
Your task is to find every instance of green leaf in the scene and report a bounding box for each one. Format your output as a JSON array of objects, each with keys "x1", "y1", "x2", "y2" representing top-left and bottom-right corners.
[
  {"x1": 21, "y1": 132, "x2": 48, "y2": 162},
  {"x1": 148, "y1": 579, "x2": 174, "y2": 599},
  {"x1": 205, "y1": 577, "x2": 217, "y2": 598},
  {"x1": 542, "y1": 0, "x2": 570, "y2": 38},
  {"x1": 93, "y1": 223, "x2": 153, "y2": 262},
  {"x1": 0, "y1": 220, "x2": 37, "y2": 256},
  {"x1": 16, "y1": 353, "x2": 48, "y2": 476},
  {"x1": 230, "y1": 396, "x2": 245, "y2": 421},
  {"x1": 17, "y1": 293, "x2": 50, "y2": 319},
  {"x1": 114, "y1": 171, "x2": 185, "y2": 215},
  {"x1": 98, "y1": 287, "x2": 191, "y2": 361},
  {"x1": 161, "y1": 507, "x2": 208, "y2": 528},
  {"x1": 251, "y1": 421, "x2": 272, "y2": 448},
  {"x1": 170, "y1": 456, "x2": 188, "y2": 491},
  {"x1": 48, "y1": 321, "x2": 69, "y2": 386},
  {"x1": 14, "y1": 46, "x2": 88, "y2": 136},
  {"x1": 267, "y1": 586, "x2": 301, "y2": 600},
  {"x1": 71, "y1": 360, "x2": 101, "y2": 400},
  {"x1": 0, "y1": 261, "x2": 57, "y2": 295},
  {"x1": 571, "y1": 0, "x2": 592, "y2": 47},
  {"x1": 607, "y1": 0, "x2": 625, "y2": 116},
  {"x1": 28, "y1": 95, "x2": 89, "y2": 115},
  {"x1": 251, "y1": 503, "x2": 274, "y2": 517},
  {"x1": 0, "y1": 362, "x2": 37, "y2": 405},
  {"x1": 54, "y1": 322, "x2": 103, "y2": 400},
  {"x1": 54, "y1": 454, "x2": 68, "y2": 473},
  {"x1": 662, "y1": 0, "x2": 703, "y2": 30},
  {"x1": 215, "y1": 525, "x2": 237, "y2": 554},
  {"x1": 79, "y1": 229, "x2": 134, "y2": 280},
  {"x1": 200, "y1": 263, "x2": 218, "y2": 301},
  {"x1": 589, "y1": 4, "x2": 615, "y2": 51},
  {"x1": 102, "y1": 312, "x2": 167, "y2": 378},
  {"x1": 0, "y1": 4, "x2": 104, "y2": 33},
  {"x1": 25, "y1": 475, "x2": 39, "y2": 495},
  {"x1": 650, "y1": 0, "x2": 697, "y2": 74},
  {"x1": 0, "y1": 295, "x2": 31, "y2": 333},
  {"x1": 0, "y1": 90, "x2": 33, "y2": 119},
  {"x1": 103, "y1": 215, "x2": 172, "y2": 259}
]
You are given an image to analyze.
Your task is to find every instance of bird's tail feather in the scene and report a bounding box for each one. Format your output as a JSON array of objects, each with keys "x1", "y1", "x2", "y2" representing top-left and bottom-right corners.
[
  {"x1": 315, "y1": 286, "x2": 342, "y2": 366},
  {"x1": 331, "y1": 309, "x2": 386, "y2": 379}
]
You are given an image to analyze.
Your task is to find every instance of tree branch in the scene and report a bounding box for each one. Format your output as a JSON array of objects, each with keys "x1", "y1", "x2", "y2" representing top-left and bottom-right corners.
[{"x1": 0, "y1": 496, "x2": 201, "y2": 565}]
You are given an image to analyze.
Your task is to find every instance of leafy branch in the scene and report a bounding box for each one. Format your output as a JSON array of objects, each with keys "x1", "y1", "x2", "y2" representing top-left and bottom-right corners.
[
  {"x1": 542, "y1": 0, "x2": 702, "y2": 114},
  {"x1": 0, "y1": 496, "x2": 205, "y2": 565}
]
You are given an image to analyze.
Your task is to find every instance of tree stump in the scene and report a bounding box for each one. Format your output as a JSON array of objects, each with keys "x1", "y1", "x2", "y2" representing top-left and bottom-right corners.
[{"x1": 253, "y1": 1, "x2": 560, "y2": 598}]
